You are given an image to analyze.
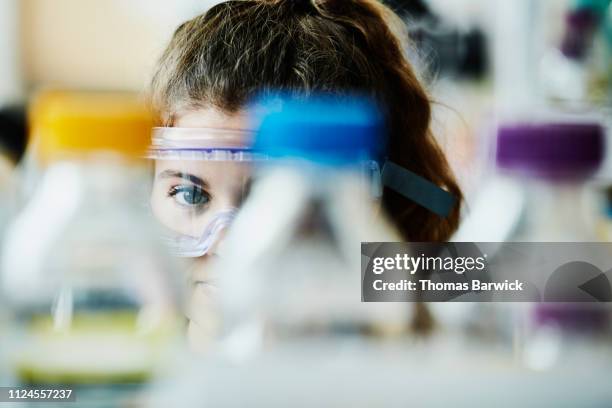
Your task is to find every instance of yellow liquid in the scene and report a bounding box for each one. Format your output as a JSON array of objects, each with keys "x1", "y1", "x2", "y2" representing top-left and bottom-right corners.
[{"x1": 15, "y1": 311, "x2": 180, "y2": 384}]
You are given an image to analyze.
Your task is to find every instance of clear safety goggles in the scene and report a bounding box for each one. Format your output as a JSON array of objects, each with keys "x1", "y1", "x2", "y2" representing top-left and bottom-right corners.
[
  {"x1": 148, "y1": 127, "x2": 262, "y2": 258},
  {"x1": 148, "y1": 127, "x2": 387, "y2": 258}
]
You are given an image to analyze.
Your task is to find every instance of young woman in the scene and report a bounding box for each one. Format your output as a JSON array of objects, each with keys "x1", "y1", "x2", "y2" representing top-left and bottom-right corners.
[{"x1": 148, "y1": 0, "x2": 462, "y2": 348}]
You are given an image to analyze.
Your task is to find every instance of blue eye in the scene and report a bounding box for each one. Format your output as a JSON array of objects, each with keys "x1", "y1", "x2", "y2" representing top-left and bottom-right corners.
[{"x1": 169, "y1": 185, "x2": 210, "y2": 207}]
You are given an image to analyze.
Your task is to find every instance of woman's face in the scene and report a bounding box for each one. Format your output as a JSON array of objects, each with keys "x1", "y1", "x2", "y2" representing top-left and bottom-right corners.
[{"x1": 150, "y1": 108, "x2": 251, "y2": 352}]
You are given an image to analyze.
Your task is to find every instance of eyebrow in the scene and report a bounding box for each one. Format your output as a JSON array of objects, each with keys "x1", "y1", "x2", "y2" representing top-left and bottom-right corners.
[{"x1": 156, "y1": 170, "x2": 209, "y2": 188}]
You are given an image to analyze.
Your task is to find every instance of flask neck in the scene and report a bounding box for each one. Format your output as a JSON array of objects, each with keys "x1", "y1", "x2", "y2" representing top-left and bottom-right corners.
[{"x1": 521, "y1": 178, "x2": 596, "y2": 241}]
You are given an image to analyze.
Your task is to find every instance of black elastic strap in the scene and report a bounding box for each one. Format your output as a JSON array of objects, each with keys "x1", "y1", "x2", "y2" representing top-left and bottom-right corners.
[{"x1": 381, "y1": 161, "x2": 456, "y2": 217}]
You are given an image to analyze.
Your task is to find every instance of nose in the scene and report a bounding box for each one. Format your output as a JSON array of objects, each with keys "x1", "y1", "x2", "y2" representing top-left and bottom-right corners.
[
  {"x1": 215, "y1": 192, "x2": 241, "y2": 212},
  {"x1": 206, "y1": 227, "x2": 228, "y2": 257},
  {"x1": 199, "y1": 208, "x2": 237, "y2": 257}
]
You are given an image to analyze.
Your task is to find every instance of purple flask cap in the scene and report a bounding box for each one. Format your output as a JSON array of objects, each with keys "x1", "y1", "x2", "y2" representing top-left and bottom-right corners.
[
  {"x1": 561, "y1": 9, "x2": 599, "y2": 60},
  {"x1": 496, "y1": 122, "x2": 605, "y2": 180}
]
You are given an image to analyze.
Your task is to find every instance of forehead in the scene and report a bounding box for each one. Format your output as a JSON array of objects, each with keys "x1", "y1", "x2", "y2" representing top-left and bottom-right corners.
[{"x1": 174, "y1": 107, "x2": 251, "y2": 131}]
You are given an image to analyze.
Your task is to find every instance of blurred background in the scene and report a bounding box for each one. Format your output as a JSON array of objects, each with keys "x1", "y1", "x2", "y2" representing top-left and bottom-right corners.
[
  {"x1": 0, "y1": 0, "x2": 611, "y2": 405},
  {"x1": 0, "y1": 0, "x2": 211, "y2": 164}
]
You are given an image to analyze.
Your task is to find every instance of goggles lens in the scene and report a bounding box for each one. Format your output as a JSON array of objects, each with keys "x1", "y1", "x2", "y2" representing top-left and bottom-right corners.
[{"x1": 149, "y1": 128, "x2": 258, "y2": 257}]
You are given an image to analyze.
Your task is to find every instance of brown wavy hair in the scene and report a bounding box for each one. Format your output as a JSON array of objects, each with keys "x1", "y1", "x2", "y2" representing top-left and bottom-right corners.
[{"x1": 150, "y1": 0, "x2": 462, "y2": 242}]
